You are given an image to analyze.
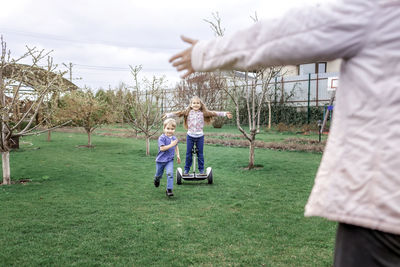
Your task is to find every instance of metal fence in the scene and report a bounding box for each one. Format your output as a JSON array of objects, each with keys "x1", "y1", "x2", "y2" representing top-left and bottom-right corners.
[{"x1": 276, "y1": 72, "x2": 338, "y2": 107}]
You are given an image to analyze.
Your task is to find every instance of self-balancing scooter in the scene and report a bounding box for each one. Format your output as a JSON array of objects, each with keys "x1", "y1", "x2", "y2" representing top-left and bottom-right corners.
[{"x1": 176, "y1": 144, "x2": 213, "y2": 184}]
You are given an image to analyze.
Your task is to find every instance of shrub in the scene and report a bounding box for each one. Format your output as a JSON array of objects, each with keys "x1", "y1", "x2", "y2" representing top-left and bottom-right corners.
[
  {"x1": 238, "y1": 104, "x2": 326, "y2": 126},
  {"x1": 212, "y1": 117, "x2": 225, "y2": 128},
  {"x1": 276, "y1": 122, "x2": 290, "y2": 132}
]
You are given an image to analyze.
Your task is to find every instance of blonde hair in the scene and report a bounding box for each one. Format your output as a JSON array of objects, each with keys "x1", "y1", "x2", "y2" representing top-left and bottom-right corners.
[
  {"x1": 163, "y1": 118, "x2": 176, "y2": 129},
  {"x1": 172, "y1": 96, "x2": 218, "y2": 129}
]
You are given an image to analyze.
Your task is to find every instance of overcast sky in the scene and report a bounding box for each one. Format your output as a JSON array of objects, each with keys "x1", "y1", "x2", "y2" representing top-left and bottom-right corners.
[{"x1": 0, "y1": 0, "x2": 321, "y2": 90}]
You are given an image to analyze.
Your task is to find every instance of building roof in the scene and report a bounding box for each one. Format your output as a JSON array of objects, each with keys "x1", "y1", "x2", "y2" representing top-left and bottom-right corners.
[{"x1": 2, "y1": 63, "x2": 78, "y2": 91}]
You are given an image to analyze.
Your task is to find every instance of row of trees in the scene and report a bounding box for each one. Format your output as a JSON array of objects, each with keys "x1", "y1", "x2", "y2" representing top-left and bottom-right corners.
[
  {"x1": 52, "y1": 66, "x2": 166, "y2": 154},
  {"x1": 0, "y1": 33, "x2": 169, "y2": 184}
]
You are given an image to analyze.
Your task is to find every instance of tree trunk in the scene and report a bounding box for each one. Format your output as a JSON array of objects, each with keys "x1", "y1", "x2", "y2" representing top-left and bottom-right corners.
[
  {"x1": 47, "y1": 130, "x2": 51, "y2": 142},
  {"x1": 145, "y1": 137, "x2": 150, "y2": 156},
  {"x1": 88, "y1": 132, "x2": 92, "y2": 146},
  {"x1": 2, "y1": 151, "x2": 10, "y2": 185},
  {"x1": 268, "y1": 101, "x2": 272, "y2": 129},
  {"x1": 248, "y1": 140, "x2": 255, "y2": 169}
]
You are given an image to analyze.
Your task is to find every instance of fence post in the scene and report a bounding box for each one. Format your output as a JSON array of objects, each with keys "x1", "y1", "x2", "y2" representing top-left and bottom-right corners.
[
  {"x1": 274, "y1": 76, "x2": 277, "y2": 104},
  {"x1": 280, "y1": 76, "x2": 284, "y2": 104},
  {"x1": 307, "y1": 73, "x2": 311, "y2": 124},
  {"x1": 316, "y1": 73, "x2": 319, "y2": 107}
]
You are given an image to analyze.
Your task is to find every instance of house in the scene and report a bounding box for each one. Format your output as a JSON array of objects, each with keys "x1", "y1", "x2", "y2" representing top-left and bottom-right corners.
[
  {"x1": 283, "y1": 59, "x2": 341, "y2": 76},
  {"x1": 277, "y1": 60, "x2": 340, "y2": 107}
]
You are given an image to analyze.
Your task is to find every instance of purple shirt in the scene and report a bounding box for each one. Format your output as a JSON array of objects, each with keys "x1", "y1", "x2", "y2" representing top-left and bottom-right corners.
[{"x1": 155, "y1": 134, "x2": 177, "y2": 162}]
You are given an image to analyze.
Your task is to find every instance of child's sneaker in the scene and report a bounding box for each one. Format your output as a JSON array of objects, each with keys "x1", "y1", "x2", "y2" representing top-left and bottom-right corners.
[
  {"x1": 166, "y1": 189, "x2": 174, "y2": 197},
  {"x1": 154, "y1": 177, "x2": 160, "y2": 187}
]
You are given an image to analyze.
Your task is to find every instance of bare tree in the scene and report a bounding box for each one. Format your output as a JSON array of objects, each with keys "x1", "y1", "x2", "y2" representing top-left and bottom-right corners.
[
  {"x1": 0, "y1": 37, "x2": 71, "y2": 184},
  {"x1": 205, "y1": 13, "x2": 282, "y2": 169},
  {"x1": 228, "y1": 70, "x2": 280, "y2": 169},
  {"x1": 113, "y1": 82, "x2": 130, "y2": 124},
  {"x1": 124, "y1": 65, "x2": 165, "y2": 156},
  {"x1": 171, "y1": 73, "x2": 229, "y2": 128}
]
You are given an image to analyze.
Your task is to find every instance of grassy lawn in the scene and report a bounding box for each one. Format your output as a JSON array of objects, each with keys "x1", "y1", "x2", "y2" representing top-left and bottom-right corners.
[{"x1": 0, "y1": 131, "x2": 335, "y2": 266}]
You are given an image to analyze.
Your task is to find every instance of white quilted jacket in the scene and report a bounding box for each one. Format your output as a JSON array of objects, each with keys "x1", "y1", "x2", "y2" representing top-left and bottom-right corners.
[{"x1": 191, "y1": 0, "x2": 400, "y2": 234}]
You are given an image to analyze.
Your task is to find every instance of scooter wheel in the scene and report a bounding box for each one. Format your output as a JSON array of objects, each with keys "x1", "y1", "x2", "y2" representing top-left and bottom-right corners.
[
  {"x1": 207, "y1": 169, "x2": 213, "y2": 184},
  {"x1": 176, "y1": 170, "x2": 182, "y2": 185}
]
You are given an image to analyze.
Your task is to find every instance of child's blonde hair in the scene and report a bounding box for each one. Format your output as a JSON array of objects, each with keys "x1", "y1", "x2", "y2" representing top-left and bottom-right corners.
[
  {"x1": 172, "y1": 96, "x2": 218, "y2": 129},
  {"x1": 163, "y1": 118, "x2": 176, "y2": 129}
]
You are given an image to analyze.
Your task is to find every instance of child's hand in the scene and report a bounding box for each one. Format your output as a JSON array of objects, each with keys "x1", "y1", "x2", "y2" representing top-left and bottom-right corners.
[
  {"x1": 226, "y1": 112, "x2": 233, "y2": 119},
  {"x1": 171, "y1": 139, "x2": 178, "y2": 146},
  {"x1": 177, "y1": 156, "x2": 181, "y2": 164}
]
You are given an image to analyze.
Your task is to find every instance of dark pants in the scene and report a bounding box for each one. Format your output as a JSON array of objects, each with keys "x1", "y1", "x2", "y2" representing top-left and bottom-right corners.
[
  {"x1": 334, "y1": 223, "x2": 400, "y2": 267},
  {"x1": 185, "y1": 135, "x2": 204, "y2": 173}
]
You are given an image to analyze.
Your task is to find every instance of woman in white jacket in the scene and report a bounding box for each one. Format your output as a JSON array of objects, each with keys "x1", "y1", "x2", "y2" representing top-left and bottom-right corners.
[{"x1": 170, "y1": 0, "x2": 400, "y2": 266}]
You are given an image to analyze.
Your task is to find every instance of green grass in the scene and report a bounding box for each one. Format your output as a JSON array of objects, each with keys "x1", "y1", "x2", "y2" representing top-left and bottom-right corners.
[{"x1": 0, "y1": 132, "x2": 335, "y2": 266}]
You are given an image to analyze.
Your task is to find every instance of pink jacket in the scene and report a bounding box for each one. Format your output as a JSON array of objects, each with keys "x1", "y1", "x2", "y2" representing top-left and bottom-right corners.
[{"x1": 191, "y1": 0, "x2": 400, "y2": 234}]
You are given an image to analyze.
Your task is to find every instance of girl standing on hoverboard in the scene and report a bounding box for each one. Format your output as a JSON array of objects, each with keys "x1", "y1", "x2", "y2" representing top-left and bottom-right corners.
[{"x1": 164, "y1": 96, "x2": 232, "y2": 175}]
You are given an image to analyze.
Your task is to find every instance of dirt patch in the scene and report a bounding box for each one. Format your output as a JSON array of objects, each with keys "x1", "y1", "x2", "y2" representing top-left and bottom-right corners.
[
  {"x1": 0, "y1": 179, "x2": 31, "y2": 185},
  {"x1": 241, "y1": 164, "x2": 264, "y2": 170},
  {"x1": 206, "y1": 138, "x2": 325, "y2": 153},
  {"x1": 76, "y1": 145, "x2": 95, "y2": 148},
  {"x1": 53, "y1": 127, "x2": 325, "y2": 153}
]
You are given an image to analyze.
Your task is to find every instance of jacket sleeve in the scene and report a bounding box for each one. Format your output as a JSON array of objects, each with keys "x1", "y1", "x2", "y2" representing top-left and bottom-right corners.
[
  {"x1": 166, "y1": 110, "x2": 184, "y2": 118},
  {"x1": 165, "y1": 112, "x2": 175, "y2": 118},
  {"x1": 191, "y1": 0, "x2": 375, "y2": 72},
  {"x1": 214, "y1": 111, "x2": 227, "y2": 117}
]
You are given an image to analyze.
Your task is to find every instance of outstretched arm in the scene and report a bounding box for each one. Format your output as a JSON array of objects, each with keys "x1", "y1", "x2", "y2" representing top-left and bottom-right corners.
[
  {"x1": 162, "y1": 110, "x2": 184, "y2": 120},
  {"x1": 211, "y1": 111, "x2": 233, "y2": 119},
  {"x1": 170, "y1": 2, "x2": 371, "y2": 74},
  {"x1": 169, "y1": 36, "x2": 198, "y2": 79}
]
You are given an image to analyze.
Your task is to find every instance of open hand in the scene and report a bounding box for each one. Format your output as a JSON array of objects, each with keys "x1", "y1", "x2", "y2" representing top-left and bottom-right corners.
[
  {"x1": 226, "y1": 112, "x2": 233, "y2": 119},
  {"x1": 177, "y1": 156, "x2": 181, "y2": 164},
  {"x1": 169, "y1": 36, "x2": 198, "y2": 79}
]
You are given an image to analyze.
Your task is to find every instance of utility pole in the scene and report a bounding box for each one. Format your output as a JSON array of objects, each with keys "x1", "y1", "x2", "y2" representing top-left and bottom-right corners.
[{"x1": 63, "y1": 62, "x2": 73, "y2": 82}]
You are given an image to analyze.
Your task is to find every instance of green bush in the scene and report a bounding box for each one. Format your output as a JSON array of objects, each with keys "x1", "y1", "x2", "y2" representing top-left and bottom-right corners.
[
  {"x1": 236, "y1": 104, "x2": 326, "y2": 126},
  {"x1": 212, "y1": 117, "x2": 226, "y2": 128}
]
